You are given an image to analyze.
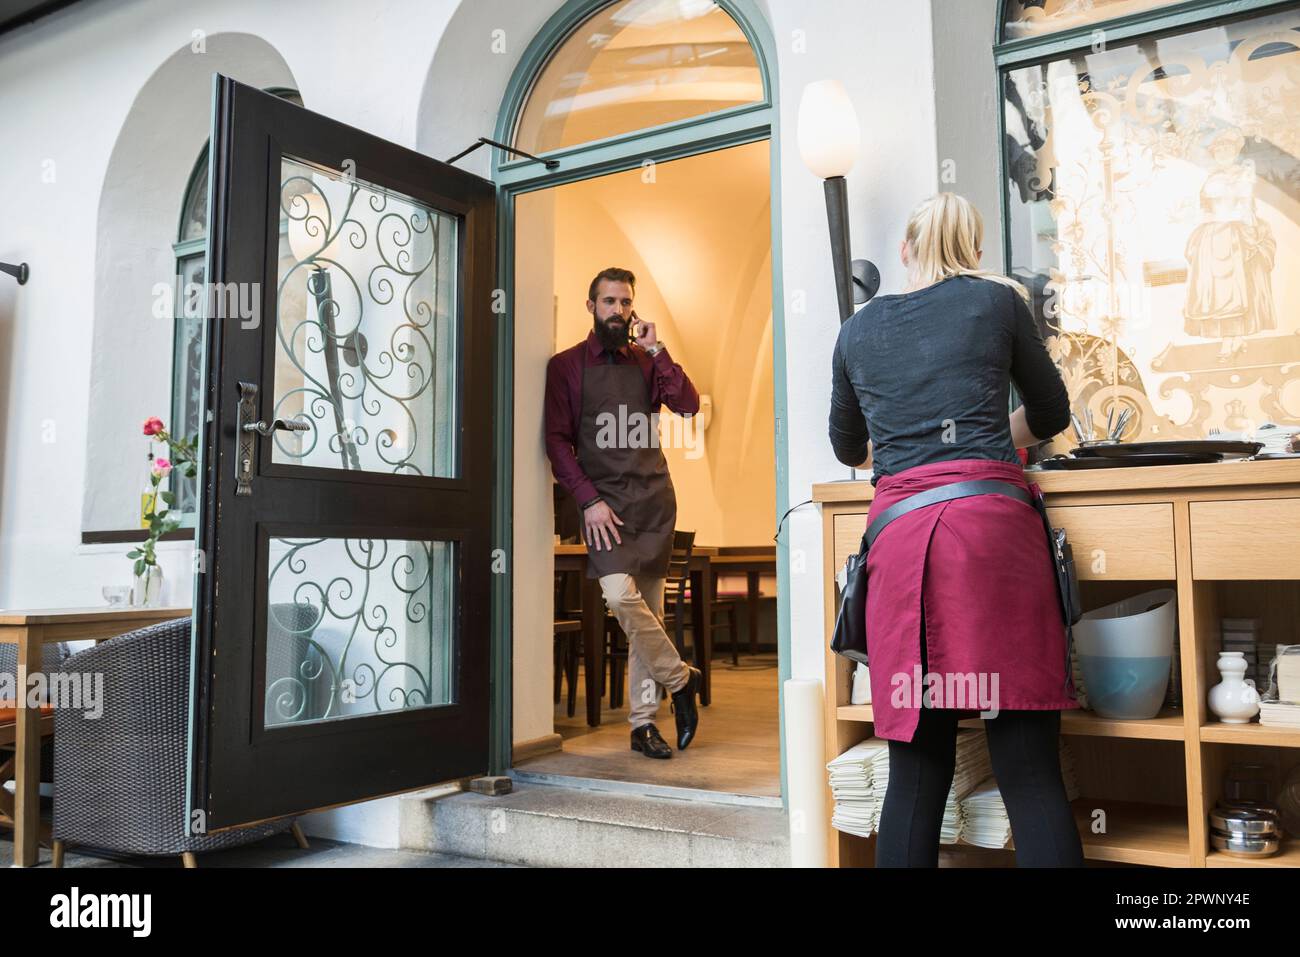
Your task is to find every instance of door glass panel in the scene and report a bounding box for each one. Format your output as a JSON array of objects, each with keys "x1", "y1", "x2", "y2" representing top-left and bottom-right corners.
[
  {"x1": 264, "y1": 536, "x2": 458, "y2": 727},
  {"x1": 273, "y1": 156, "x2": 460, "y2": 477},
  {"x1": 514, "y1": 0, "x2": 763, "y2": 154},
  {"x1": 1003, "y1": 10, "x2": 1300, "y2": 449}
]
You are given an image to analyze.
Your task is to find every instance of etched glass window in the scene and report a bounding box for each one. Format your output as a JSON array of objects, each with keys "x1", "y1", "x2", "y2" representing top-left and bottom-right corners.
[
  {"x1": 1003, "y1": 0, "x2": 1186, "y2": 40},
  {"x1": 1003, "y1": 10, "x2": 1300, "y2": 447},
  {"x1": 514, "y1": 0, "x2": 763, "y2": 154}
]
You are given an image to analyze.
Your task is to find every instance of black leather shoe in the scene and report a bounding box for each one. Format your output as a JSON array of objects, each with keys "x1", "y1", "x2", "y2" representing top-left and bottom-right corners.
[
  {"x1": 668, "y1": 665, "x2": 702, "y2": 750},
  {"x1": 630, "y1": 722, "x2": 672, "y2": 759}
]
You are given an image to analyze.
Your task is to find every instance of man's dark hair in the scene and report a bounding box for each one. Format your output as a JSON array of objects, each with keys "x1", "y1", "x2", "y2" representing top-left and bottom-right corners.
[{"x1": 588, "y1": 267, "x2": 636, "y2": 302}]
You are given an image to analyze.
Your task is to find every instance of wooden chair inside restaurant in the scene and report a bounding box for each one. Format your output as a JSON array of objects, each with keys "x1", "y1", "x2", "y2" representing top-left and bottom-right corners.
[
  {"x1": 703, "y1": 579, "x2": 743, "y2": 665},
  {"x1": 0, "y1": 642, "x2": 69, "y2": 853},
  {"x1": 662, "y1": 536, "x2": 745, "y2": 666},
  {"x1": 553, "y1": 571, "x2": 584, "y2": 718},
  {"x1": 0, "y1": 706, "x2": 56, "y2": 852}
]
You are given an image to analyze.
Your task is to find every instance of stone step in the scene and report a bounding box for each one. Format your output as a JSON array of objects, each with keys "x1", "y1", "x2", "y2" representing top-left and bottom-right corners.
[{"x1": 398, "y1": 778, "x2": 790, "y2": 868}]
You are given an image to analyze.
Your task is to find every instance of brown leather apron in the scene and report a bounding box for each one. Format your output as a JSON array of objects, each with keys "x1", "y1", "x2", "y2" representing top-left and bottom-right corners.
[{"x1": 574, "y1": 355, "x2": 676, "y2": 579}]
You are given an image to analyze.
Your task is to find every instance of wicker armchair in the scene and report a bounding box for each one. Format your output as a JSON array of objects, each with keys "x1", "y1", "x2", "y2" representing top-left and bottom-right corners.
[{"x1": 51, "y1": 615, "x2": 308, "y2": 867}]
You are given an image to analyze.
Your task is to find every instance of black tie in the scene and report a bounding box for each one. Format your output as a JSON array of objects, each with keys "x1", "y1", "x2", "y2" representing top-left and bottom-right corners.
[{"x1": 604, "y1": 348, "x2": 617, "y2": 365}]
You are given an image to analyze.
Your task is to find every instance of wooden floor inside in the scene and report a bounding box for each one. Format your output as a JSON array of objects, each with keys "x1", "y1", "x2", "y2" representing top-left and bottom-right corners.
[{"x1": 515, "y1": 653, "x2": 782, "y2": 798}]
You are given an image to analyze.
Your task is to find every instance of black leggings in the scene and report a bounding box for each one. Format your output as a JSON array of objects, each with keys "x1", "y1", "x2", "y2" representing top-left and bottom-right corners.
[{"x1": 875, "y1": 620, "x2": 1085, "y2": 867}]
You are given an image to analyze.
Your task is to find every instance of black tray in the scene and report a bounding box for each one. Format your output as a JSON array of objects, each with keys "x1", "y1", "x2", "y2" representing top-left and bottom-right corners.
[
  {"x1": 1072, "y1": 439, "x2": 1262, "y2": 458},
  {"x1": 1039, "y1": 452, "x2": 1222, "y2": 470}
]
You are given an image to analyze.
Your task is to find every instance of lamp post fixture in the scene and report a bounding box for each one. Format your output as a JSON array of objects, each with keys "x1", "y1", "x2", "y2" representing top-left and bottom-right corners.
[
  {"x1": 799, "y1": 80, "x2": 880, "y2": 481},
  {"x1": 797, "y1": 79, "x2": 879, "y2": 322},
  {"x1": 1, "y1": 261, "x2": 28, "y2": 284}
]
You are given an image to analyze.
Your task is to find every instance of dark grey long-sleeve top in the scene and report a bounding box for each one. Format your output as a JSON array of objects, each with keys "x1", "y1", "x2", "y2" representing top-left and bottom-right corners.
[{"x1": 828, "y1": 274, "x2": 1071, "y2": 485}]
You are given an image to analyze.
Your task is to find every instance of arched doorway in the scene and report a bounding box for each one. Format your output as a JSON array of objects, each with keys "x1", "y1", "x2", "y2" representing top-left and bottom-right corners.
[{"x1": 496, "y1": 0, "x2": 789, "y2": 803}]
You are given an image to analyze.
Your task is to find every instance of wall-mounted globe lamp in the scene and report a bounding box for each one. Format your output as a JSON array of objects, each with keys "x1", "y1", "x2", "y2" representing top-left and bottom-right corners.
[{"x1": 797, "y1": 80, "x2": 879, "y2": 322}]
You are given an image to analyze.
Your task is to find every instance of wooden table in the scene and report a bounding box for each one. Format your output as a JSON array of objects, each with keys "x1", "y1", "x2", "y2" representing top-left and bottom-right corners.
[
  {"x1": 555, "y1": 545, "x2": 718, "y2": 726},
  {"x1": 0, "y1": 606, "x2": 191, "y2": 867},
  {"x1": 708, "y1": 547, "x2": 776, "y2": 655}
]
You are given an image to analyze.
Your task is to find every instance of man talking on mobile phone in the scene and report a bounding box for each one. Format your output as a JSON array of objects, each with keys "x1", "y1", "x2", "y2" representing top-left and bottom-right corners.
[{"x1": 543, "y1": 267, "x2": 703, "y2": 759}]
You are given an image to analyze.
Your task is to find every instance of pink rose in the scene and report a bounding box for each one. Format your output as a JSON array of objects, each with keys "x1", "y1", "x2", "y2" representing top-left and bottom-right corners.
[
  {"x1": 152, "y1": 458, "x2": 173, "y2": 478},
  {"x1": 143, "y1": 416, "x2": 165, "y2": 436}
]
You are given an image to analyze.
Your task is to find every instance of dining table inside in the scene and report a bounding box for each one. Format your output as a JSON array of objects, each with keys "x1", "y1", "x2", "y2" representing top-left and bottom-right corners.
[{"x1": 553, "y1": 543, "x2": 776, "y2": 726}]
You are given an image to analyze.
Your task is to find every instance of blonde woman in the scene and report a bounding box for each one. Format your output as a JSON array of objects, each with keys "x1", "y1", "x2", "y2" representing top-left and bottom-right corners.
[{"x1": 828, "y1": 192, "x2": 1085, "y2": 867}]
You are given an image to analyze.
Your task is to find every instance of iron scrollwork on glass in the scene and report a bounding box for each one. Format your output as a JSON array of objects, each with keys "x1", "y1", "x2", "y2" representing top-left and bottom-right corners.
[
  {"x1": 273, "y1": 156, "x2": 459, "y2": 478},
  {"x1": 264, "y1": 536, "x2": 457, "y2": 727}
]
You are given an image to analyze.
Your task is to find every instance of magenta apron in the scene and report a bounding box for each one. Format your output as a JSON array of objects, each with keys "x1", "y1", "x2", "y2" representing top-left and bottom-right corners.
[
  {"x1": 574, "y1": 357, "x2": 676, "y2": 579},
  {"x1": 864, "y1": 458, "x2": 1079, "y2": 743}
]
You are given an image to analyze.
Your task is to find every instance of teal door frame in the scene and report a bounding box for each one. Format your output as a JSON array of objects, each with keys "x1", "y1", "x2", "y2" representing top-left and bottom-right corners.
[{"x1": 485, "y1": 0, "x2": 794, "y2": 806}]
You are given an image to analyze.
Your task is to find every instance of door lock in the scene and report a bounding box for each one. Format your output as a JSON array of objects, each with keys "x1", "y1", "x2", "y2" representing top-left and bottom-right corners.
[{"x1": 234, "y1": 381, "x2": 309, "y2": 495}]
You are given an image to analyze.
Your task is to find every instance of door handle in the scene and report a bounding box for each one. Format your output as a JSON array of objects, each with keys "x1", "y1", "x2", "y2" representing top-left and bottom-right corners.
[
  {"x1": 235, "y1": 381, "x2": 309, "y2": 495},
  {"x1": 242, "y1": 418, "x2": 311, "y2": 436}
]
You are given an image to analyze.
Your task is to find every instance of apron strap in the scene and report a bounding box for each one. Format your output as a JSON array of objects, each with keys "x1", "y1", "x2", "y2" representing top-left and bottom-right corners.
[{"x1": 865, "y1": 479, "x2": 1030, "y2": 548}]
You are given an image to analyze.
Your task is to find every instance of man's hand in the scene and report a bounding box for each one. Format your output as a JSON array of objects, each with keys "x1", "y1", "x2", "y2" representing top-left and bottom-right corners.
[
  {"x1": 584, "y1": 500, "x2": 624, "y2": 551},
  {"x1": 631, "y1": 310, "x2": 657, "y2": 350}
]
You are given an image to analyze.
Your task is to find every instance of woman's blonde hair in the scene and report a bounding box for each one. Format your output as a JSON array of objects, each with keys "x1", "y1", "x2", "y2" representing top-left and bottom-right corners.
[{"x1": 903, "y1": 192, "x2": 1030, "y2": 302}]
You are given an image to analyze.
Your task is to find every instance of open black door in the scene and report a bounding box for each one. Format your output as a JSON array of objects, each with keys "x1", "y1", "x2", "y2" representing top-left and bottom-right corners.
[{"x1": 188, "y1": 75, "x2": 495, "y2": 832}]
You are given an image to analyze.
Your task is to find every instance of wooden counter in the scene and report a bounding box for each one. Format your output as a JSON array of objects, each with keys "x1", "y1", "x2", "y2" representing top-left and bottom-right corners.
[{"x1": 814, "y1": 458, "x2": 1300, "y2": 868}]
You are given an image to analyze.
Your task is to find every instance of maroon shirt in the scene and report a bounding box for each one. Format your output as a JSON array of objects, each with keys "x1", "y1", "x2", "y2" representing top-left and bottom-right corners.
[{"x1": 544, "y1": 329, "x2": 700, "y2": 507}]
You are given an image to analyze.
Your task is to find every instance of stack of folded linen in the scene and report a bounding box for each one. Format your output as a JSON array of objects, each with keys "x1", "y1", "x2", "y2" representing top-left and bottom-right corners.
[
  {"x1": 958, "y1": 739, "x2": 1081, "y2": 849},
  {"x1": 827, "y1": 727, "x2": 993, "y2": 841},
  {"x1": 827, "y1": 738, "x2": 889, "y2": 838},
  {"x1": 940, "y1": 729, "x2": 993, "y2": 843}
]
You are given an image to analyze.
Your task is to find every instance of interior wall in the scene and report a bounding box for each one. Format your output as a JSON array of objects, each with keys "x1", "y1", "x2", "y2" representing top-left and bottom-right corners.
[{"x1": 513, "y1": 187, "x2": 559, "y2": 749}]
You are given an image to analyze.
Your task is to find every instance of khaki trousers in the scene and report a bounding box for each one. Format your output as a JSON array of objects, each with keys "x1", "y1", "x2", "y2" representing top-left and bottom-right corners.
[{"x1": 598, "y1": 572, "x2": 690, "y2": 728}]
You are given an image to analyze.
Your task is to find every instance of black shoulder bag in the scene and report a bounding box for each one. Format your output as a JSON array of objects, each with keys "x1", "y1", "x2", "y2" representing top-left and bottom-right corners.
[{"x1": 1027, "y1": 484, "x2": 1084, "y2": 691}]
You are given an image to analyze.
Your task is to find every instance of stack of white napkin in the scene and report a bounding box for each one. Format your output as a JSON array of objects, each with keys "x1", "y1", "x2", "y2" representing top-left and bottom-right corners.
[
  {"x1": 827, "y1": 739, "x2": 889, "y2": 838},
  {"x1": 826, "y1": 727, "x2": 992, "y2": 840},
  {"x1": 958, "y1": 739, "x2": 1081, "y2": 849}
]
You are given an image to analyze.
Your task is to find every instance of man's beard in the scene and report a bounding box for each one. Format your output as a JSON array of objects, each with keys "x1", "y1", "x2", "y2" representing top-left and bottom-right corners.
[{"x1": 593, "y1": 314, "x2": 629, "y2": 351}]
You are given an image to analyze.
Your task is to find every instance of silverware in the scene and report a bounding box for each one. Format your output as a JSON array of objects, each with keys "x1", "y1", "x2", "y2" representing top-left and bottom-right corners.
[
  {"x1": 1105, "y1": 405, "x2": 1115, "y2": 440},
  {"x1": 1111, "y1": 408, "x2": 1133, "y2": 440},
  {"x1": 1085, "y1": 408, "x2": 1094, "y2": 441},
  {"x1": 1070, "y1": 412, "x2": 1087, "y2": 443}
]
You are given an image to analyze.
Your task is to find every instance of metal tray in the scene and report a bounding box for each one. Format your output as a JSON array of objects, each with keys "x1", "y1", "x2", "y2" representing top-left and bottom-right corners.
[
  {"x1": 1039, "y1": 452, "x2": 1222, "y2": 470},
  {"x1": 1073, "y1": 439, "x2": 1262, "y2": 458}
]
